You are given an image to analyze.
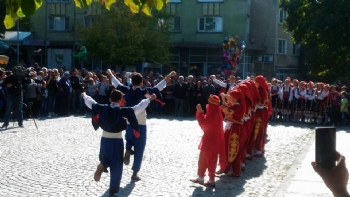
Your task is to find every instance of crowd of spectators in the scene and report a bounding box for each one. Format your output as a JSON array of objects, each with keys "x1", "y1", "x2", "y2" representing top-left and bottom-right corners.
[
  {"x1": 0, "y1": 66, "x2": 234, "y2": 122},
  {"x1": 1, "y1": 64, "x2": 350, "y2": 125}
]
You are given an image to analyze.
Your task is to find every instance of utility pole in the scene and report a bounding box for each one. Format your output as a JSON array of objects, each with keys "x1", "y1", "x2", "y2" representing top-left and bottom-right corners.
[{"x1": 17, "y1": 18, "x2": 20, "y2": 65}]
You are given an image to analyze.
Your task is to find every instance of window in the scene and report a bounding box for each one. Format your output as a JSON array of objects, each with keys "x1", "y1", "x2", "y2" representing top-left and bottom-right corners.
[
  {"x1": 277, "y1": 39, "x2": 287, "y2": 54},
  {"x1": 293, "y1": 44, "x2": 301, "y2": 55},
  {"x1": 202, "y1": 3, "x2": 220, "y2": 15},
  {"x1": 46, "y1": 0, "x2": 71, "y2": 3},
  {"x1": 167, "y1": 3, "x2": 176, "y2": 15},
  {"x1": 48, "y1": 16, "x2": 69, "y2": 31},
  {"x1": 197, "y1": 17, "x2": 223, "y2": 32},
  {"x1": 84, "y1": 16, "x2": 96, "y2": 27},
  {"x1": 171, "y1": 16, "x2": 181, "y2": 32},
  {"x1": 278, "y1": 9, "x2": 287, "y2": 24},
  {"x1": 169, "y1": 0, "x2": 181, "y2": 2},
  {"x1": 198, "y1": 0, "x2": 223, "y2": 2}
]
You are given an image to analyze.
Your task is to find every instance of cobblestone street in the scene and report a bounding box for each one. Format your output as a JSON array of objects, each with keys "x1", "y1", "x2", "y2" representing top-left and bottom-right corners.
[{"x1": 0, "y1": 116, "x2": 314, "y2": 197}]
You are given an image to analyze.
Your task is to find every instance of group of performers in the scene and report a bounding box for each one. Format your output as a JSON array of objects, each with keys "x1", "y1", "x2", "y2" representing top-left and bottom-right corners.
[
  {"x1": 269, "y1": 77, "x2": 339, "y2": 125},
  {"x1": 82, "y1": 69, "x2": 176, "y2": 197},
  {"x1": 190, "y1": 75, "x2": 271, "y2": 187}
]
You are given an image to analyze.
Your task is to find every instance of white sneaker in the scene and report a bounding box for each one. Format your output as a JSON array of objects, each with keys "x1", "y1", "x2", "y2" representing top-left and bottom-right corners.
[{"x1": 48, "y1": 112, "x2": 52, "y2": 117}]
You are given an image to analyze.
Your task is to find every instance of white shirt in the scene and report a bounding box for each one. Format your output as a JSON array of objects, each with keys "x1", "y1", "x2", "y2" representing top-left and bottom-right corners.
[
  {"x1": 304, "y1": 89, "x2": 316, "y2": 100},
  {"x1": 213, "y1": 78, "x2": 236, "y2": 90},
  {"x1": 294, "y1": 88, "x2": 305, "y2": 99}
]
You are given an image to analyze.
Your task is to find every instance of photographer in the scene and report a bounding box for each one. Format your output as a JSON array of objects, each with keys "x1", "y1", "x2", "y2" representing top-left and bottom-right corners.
[{"x1": 1, "y1": 66, "x2": 25, "y2": 129}]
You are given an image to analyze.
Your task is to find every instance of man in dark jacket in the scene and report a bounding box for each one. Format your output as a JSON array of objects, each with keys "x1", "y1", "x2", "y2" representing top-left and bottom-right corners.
[
  {"x1": 173, "y1": 75, "x2": 187, "y2": 117},
  {"x1": 203, "y1": 79, "x2": 216, "y2": 113},
  {"x1": 70, "y1": 68, "x2": 84, "y2": 114}
]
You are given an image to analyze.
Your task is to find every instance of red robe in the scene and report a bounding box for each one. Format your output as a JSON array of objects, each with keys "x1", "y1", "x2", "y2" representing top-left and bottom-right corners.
[
  {"x1": 220, "y1": 102, "x2": 245, "y2": 175},
  {"x1": 195, "y1": 104, "x2": 225, "y2": 180},
  {"x1": 254, "y1": 87, "x2": 270, "y2": 152}
]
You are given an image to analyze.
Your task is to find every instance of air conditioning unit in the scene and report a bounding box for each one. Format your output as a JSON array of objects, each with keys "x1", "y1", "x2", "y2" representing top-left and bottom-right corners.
[
  {"x1": 253, "y1": 55, "x2": 262, "y2": 62},
  {"x1": 264, "y1": 55, "x2": 274, "y2": 62}
]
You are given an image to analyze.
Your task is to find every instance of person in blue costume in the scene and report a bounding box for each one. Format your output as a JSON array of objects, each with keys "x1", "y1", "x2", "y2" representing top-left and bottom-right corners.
[
  {"x1": 106, "y1": 69, "x2": 176, "y2": 182},
  {"x1": 82, "y1": 90, "x2": 157, "y2": 197}
]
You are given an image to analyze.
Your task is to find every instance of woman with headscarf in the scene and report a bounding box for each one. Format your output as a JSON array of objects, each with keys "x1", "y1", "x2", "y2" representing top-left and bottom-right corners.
[
  {"x1": 216, "y1": 89, "x2": 246, "y2": 177},
  {"x1": 190, "y1": 94, "x2": 225, "y2": 187},
  {"x1": 55, "y1": 71, "x2": 72, "y2": 116},
  {"x1": 253, "y1": 75, "x2": 270, "y2": 157}
]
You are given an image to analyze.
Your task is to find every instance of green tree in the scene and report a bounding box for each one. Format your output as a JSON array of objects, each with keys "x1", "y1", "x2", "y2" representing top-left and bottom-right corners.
[
  {"x1": 0, "y1": 0, "x2": 5, "y2": 38},
  {"x1": 3, "y1": 0, "x2": 169, "y2": 29},
  {"x1": 280, "y1": 0, "x2": 350, "y2": 81},
  {"x1": 76, "y1": 2, "x2": 172, "y2": 66}
]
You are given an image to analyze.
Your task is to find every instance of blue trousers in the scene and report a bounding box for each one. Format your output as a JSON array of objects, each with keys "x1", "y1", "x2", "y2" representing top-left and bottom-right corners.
[
  {"x1": 125, "y1": 125, "x2": 147, "y2": 172},
  {"x1": 99, "y1": 137, "x2": 124, "y2": 195}
]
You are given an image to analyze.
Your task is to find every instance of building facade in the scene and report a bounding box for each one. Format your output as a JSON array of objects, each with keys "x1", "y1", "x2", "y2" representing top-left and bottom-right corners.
[
  {"x1": 23, "y1": 0, "x2": 299, "y2": 79},
  {"x1": 27, "y1": 0, "x2": 103, "y2": 71},
  {"x1": 167, "y1": 0, "x2": 254, "y2": 78},
  {"x1": 249, "y1": 0, "x2": 300, "y2": 80}
]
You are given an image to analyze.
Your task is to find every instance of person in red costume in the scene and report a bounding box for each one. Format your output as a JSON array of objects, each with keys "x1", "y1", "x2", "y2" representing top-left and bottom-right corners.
[
  {"x1": 236, "y1": 83, "x2": 253, "y2": 171},
  {"x1": 253, "y1": 75, "x2": 270, "y2": 157},
  {"x1": 245, "y1": 80, "x2": 260, "y2": 160},
  {"x1": 216, "y1": 89, "x2": 246, "y2": 177},
  {"x1": 190, "y1": 94, "x2": 225, "y2": 187}
]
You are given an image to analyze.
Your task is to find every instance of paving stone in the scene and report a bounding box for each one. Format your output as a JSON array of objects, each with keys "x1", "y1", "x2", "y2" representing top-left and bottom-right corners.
[{"x1": 0, "y1": 116, "x2": 314, "y2": 196}]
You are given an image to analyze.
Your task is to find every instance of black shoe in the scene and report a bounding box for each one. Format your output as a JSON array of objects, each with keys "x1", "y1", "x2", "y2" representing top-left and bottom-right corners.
[
  {"x1": 131, "y1": 175, "x2": 141, "y2": 182},
  {"x1": 123, "y1": 150, "x2": 131, "y2": 165}
]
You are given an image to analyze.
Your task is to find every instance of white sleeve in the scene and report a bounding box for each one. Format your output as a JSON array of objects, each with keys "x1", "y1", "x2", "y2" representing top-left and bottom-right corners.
[
  {"x1": 213, "y1": 78, "x2": 226, "y2": 88},
  {"x1": 289, "y1": 90, "x2": 293, "y2": 102},
  {"x1": 311, "y1": 91, "x2": 316, "y2": 100},
  {"x1": 294, "y1": 89, "x2": 300, "y2": 99},
  {"x1": 111, "y1": 75, "x2": 124, "y2": 88},
  {"x1": 83, "y1": 94, "x2": 97, "y2": 109},
  {"x1": 154, "y1": 79, "x2": 166, "y2": 91},
  {"x1": 279, "y1": 88, "x2": 283, "y2": 100},
  {"x1": 132, "y1": 99, "x2": 151, "y2": 115}
]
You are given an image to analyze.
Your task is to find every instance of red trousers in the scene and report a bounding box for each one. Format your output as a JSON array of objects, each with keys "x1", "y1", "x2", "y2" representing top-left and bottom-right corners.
[
  {"x1": 223, "y1": 123, "x2": 245, "y2": 175},
  {"x1": 246, "y1": 112, "x2": 256, "y2": 155},
  {"x1": 197, "y1": 150, "x2": 218, "y2": 180},
  {"x1": 255, "y1": 109, "x2": 269, "y2": 152},
  {"x1": 242, "y1": 118, "x2": 253, "y2": 163}
]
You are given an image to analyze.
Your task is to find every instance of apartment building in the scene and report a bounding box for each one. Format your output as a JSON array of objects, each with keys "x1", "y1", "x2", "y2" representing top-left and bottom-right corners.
[
  {"x1": 169, "y1": 0, "x2": 300, "y2": 79},
  {"x1": 167, "y1": 0, "x2": 253, "y2": 78},
  {"x1": 25, "y1": 0, "x2": 103, "y2": 71},
  {"x1": 249, "y1": 0, "x2": 300, "y2": 80},
  {"x1": 13, "y1": 0, "x2": 298, "y2": 79}
]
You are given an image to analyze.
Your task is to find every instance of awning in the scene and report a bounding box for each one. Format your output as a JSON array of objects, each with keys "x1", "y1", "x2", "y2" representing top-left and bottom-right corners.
[
  {"x1": 0, "y1": 41, "x2": 22, "y2": 55},
  {"x1": 1, "y1": 31, "x2": 31, "y2": 42}
]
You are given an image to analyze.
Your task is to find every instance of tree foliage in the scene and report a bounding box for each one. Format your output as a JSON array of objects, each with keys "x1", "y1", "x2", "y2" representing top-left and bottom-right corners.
[
  {"x1": 3, "y1": 0, "x2": 169, "y2": 29},
  {"x1": 76, "y1": 2, "x2": 172, "y2": 65},
  {"x1": 280, "y1": 0, "x2": 350, "y2": 81}
]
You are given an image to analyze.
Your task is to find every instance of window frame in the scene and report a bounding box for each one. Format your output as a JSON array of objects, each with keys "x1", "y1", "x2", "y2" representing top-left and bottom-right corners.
[
  {"x1": 292, "y1": 44, "x2": 301, "y2": 55},
  {"x1": 171, "y1": 16, "x2": 181, "y2": 32},
  {"x1": 197, "y1": 16, "x2": 223, "y2": 33},
  {"x1": 277, "y1": 38, "x2": 287, "y2": 55},
  {"x1": 48, "y1": 16, "x2": 70, "y2": 31},
  {"x1": 278, "y1": 9, "x2": 287, "y2": 24}
]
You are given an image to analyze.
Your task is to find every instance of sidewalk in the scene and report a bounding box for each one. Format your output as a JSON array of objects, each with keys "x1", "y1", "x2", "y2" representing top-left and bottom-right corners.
[{"x1": 285, "y1": 127, "x2": 350, "y2": 197}]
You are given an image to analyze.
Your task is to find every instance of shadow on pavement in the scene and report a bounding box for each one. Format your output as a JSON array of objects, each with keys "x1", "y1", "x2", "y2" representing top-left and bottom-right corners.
[{"x1": 191, "y1": 157, "x2": 267, "y2": 197}]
